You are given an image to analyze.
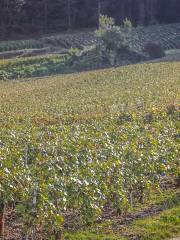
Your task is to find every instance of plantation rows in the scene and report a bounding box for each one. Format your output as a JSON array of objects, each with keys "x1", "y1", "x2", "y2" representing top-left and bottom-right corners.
[
  {"x1": 0, "y1": 23, "x2": 179, "y2": 55},
  {"x1": 43, "y1": 31, "x2": 97, "y2": 49},
  {"x1": 0, "y1": 39, "x2": 44, "y2": 53},
  {"x1": 65, "y1": 23, "x2": 180, "y2": 52},
  {"x1": 0, "y1": 32, "x2": 96, "y2": 55},
  {"x1": 1, "y1": 23, "x2": 180, "y2": 81},
  {"x1": 132, "y1": 23, "x2": 180, "y2": 52},
  {"x1": 0, "y1": 62, "x2": 179, "y2": 238},
  {"x1": 41, "y1": 23, "x2": 180, "y2": 52},
  {"x1": 0, "y1": 108, "x2": 179, "y2": 238},
  {"x1": 0, "y1": 55, "x2": 69, "y2": 80}
]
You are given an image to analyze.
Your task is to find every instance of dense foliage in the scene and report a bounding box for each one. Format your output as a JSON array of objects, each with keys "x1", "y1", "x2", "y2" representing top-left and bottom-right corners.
[
  {"x1": 0, "y1": 62, "x2": 179, "y2": 238},
  {"x1": 95, "y1": 16, "x2": 134, "y2": 65},
  {"x1": 0, "y1": 55, "x2": 68, "y2": 80}
]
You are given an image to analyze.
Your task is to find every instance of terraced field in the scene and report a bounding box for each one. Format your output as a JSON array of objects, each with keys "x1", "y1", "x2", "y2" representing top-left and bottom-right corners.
[
  {"x1": 132, "y1": 23, "x2": 180, "y2": 51},
  {"x1": 0, "y1": 23, "x2": 179, "y2": 59},
  {"x1": 46, "y1": 23, "x2": 180, "y2": 51}
]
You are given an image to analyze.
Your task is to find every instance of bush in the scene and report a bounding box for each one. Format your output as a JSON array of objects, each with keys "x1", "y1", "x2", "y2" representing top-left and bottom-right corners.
[
  {"x1": 144, "y1": 42, "x2": 165, "y2": 59},
  {"x1": 0, "y1": 70, "x2": 9, "y2": 80},
  {"x1": 67, "y1": 48, "x2": 80, "y2": 66},
  {"x1": 95, "y1": 15, "x2": 133, "y2": 66}
]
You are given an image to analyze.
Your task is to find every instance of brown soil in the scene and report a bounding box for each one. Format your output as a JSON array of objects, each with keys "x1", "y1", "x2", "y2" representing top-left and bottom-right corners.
[{"x1": 3, "y1": 183, "x2": 179, "y2": 240}]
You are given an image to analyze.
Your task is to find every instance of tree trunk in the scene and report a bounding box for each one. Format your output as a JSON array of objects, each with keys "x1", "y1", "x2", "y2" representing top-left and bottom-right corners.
[
  {"x1": 43, "y1": 0, "x2": 48, "y2": 33},
  {"x1": 54, "y1": 231, "x2": 63, "y2": 240},
  {"x1": 67, "y1": 0, "x2": 72, "y2": 30},
  {"x1": 139, "y1": 0, "x2": 145, "y2": 24},
  {"x1": 97, "y1": 0, "x2": 101, "y2": 27}
]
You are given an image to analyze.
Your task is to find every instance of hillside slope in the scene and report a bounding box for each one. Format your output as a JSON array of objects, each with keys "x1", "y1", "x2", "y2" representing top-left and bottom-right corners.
[
  {"x1": 0, "y1": 62, "x2": 179, "y2": 119},
  {"x1": 0, "y1": 23, "x2": 179, "y2": 59},
  {"x1": 0, "y1": 62, "x2": 179, "y2": 240}
]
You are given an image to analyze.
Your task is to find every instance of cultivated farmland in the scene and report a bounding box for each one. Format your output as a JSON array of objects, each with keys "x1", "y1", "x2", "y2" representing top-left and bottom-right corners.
[{"x1": 0, "y1": 61, "x2": 179, "y2": 239}]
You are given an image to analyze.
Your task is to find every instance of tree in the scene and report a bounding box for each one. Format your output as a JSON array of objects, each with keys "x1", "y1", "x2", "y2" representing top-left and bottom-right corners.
[
  {"x1": 97, "y1": 0, "x2": 101, "y2": 26},
  {"x1": 95, "y1": 15, "x2": 133, "y2": 65},
  {"x1": 67, "y1": 0, "x2": 72, "y2": 30},
  {"x1": 0, "y1": 0, "x2": 179, "y2": 38},
  {"x1": 0, "y1": 0, "x2": 26, "y2": 36}
]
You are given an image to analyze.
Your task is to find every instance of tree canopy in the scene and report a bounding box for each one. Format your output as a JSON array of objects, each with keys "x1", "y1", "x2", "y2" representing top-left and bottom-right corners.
[{"x1": 0, "y1": 0, "x2": 179, "y2": 38}]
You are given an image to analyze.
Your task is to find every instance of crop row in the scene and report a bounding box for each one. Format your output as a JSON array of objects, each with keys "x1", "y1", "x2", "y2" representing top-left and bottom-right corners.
[
  {"x1": 0, "y1": 39, "x2": 44, "y2": 52},
  {"x1": 0, "y1": 61, "x2": 179, "y2": 239},
  {"x1": 0, "y1": 23, "x2": 179, "y2": 54},
  {"x1": 0, "y1": 107, "x2": 179, "y2": 238},
  {"x1": 0, "y1": 50, "x2": 107, "y2": 80},
  {"x1": 0, "y1": 55, "x2": 69, "y2": 80}
]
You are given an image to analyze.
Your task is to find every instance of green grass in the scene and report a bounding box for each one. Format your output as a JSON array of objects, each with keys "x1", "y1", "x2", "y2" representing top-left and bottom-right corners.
[
  {"x1": 63, "y1": 191, "x2": 180, "y2": 240},
  {"x1": 129, "y1": 188, "x2": 180, "y2": 215},
  {"x1": 64, "y1": 232, "x2": 126, "y2": 240},
  {"x1": 67, "y1": 206, "x2": 180, "y2": 240},
  {"x1": 65, "y1": 205, "x2": 180, "y2": 240},
  {"x1": 129, "y1": 205, "x2": 180, "y2": 240},
  {"x1": 66, "y1": 191, "x2": 180, "y2": 240}
]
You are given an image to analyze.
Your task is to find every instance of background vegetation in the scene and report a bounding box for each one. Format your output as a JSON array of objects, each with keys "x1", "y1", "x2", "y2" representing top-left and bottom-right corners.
[{"x1": 0, "y1": 0, "x2": 179, "y2": 38}]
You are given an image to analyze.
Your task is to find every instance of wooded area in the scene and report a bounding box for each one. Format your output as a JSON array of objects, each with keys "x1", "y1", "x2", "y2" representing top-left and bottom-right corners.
[{"x1": 0, "y1": 0, "x2": 180, "y2": 37}]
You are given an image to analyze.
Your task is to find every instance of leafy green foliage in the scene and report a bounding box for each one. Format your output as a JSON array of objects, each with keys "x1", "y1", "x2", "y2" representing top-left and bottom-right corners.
[
  {"x1": 0, "y1": 55, "x2": 70, "y2": 80},
  {"x1": 95, "y1": 15, "x2": 134, "y2": 65},
  {"x1": 0, "y1": 62, "x2": 179, "y2": 238}
]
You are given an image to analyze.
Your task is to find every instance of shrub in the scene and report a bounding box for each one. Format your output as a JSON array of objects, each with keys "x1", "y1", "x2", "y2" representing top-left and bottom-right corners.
[
  {"x1": 95, "y1": 15, "x2": 133, "y2": 66},
  {"x1": 0, "y1": 70, "x2": 9, "y2": 80},
  {"x1": 144, "y1": 42, "x2": 165, "y2": 59},
  {"x1": 123, "y1": 18, "x2": 132, "y2": 28},
  {"x1": 67, "y1": 48, "x2": 80, "y2": 66}
]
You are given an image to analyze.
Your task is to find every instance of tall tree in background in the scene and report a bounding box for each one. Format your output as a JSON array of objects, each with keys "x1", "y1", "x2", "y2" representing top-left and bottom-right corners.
[
  {"x1": 0, "y1": 0, "x2": 179, "y2": 38},
  {"x1": 0, "y1": 0, "x2": 25, "y2": 35},
  {"x1": 43, "y1": 0, "x2": 48, "y2": 32},
  {"x1": 67, "y1": 0, "x2": 72, "y2": 30},
  {"x1": 97, "y1": 0, "x2": 101, "y2": 26}
]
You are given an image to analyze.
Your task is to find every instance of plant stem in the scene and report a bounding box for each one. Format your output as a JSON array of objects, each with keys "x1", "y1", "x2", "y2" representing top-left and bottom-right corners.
[{"x1": 0, "y1": 203, "x2": 4, "y2": 238}]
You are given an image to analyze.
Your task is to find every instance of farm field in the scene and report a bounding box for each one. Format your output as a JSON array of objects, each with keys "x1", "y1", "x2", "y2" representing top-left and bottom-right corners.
[
  {"x1": 0, "y1": 22, "x2": 180, "y2": 82},
  {"x1": 0, "y1": 61, "x2": 180, "y2": 239},
  {"x1": 0, "y1": 23, "x2": 179, "y2": 54}
]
